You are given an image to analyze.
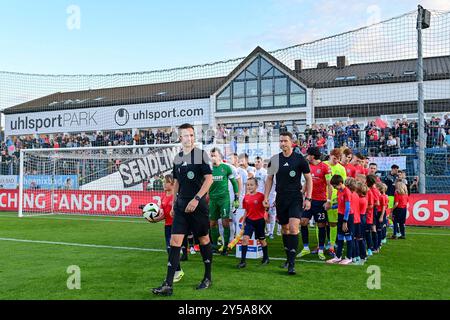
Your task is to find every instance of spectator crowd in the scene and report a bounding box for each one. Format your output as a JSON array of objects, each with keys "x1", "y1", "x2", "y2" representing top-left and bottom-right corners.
[{"x1": 1, "y1": 115, "x2": 449, "y2": 176}]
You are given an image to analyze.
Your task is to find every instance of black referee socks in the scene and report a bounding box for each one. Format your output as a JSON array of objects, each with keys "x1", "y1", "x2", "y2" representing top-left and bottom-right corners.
[
  {"x1": 166, "y1": 245, "x2": 181, "y2": 286},
  {"x1": 200, "y1": 242, "x2": 213, "y2": 281},
  {"x1": 282, "y1": 234, "x2": 289, "y2": 259},
  {"x1": 287, "y1": 234, "x2": 299, "y2": 264}
]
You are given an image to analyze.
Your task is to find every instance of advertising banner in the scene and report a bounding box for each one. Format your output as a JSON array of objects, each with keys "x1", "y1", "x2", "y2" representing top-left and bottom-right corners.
[
  {"x1": 23, "y1": 175, "x2": 79, "y2": 190},
  {"x1": 406, "y1": 194, "x2": 450, "y2": 227},
  {"x1": 5, "y1": 99, "x2": 210, "y2": 135},
  {"x1": 0, "y1": 189, "x2": 163, "y2": 215}
]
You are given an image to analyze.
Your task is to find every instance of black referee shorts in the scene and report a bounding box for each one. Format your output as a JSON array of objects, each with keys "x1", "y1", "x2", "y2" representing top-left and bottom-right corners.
[
  {"x1": 275, "y1": 194, "x2": 303, "y2": 226},
  {"x1": 171, "y1": 197, "x2": 210, "y2": 238}
]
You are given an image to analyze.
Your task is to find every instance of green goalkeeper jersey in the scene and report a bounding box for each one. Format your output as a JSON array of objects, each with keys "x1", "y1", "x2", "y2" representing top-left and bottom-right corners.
[
  {"x1": 210, "y1": 163, "x2": 238, "y2": 200},
  {"x1": 324, "y1": 161, "x2": 347, "y2": 201}
]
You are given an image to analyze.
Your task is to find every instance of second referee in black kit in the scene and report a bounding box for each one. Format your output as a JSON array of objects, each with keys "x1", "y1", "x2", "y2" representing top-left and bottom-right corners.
[{"x1": 152, "y1": 123, "x2": 214, "y2": 296}]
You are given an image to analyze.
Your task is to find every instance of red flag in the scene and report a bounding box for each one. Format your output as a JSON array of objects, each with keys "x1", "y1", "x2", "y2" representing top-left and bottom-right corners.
[{"x1": 375, "y1": 118, "x2": 388, "y2": 129}]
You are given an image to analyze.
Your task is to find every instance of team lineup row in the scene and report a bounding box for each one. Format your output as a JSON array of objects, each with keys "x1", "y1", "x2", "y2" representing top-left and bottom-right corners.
[{"x1": 150, "y1": 123, "x2": 408, "y2": 296}]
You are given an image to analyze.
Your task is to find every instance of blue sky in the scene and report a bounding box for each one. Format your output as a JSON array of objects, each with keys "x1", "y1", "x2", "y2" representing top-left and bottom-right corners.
[{"x1": 0, "y1": 0, "x2": 449, "y2": 74}]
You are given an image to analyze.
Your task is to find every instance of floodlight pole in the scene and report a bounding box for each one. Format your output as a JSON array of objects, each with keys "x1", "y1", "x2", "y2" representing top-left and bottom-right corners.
[{"x1": 417, "y1": 5, "x2": 427, "y2": 194}]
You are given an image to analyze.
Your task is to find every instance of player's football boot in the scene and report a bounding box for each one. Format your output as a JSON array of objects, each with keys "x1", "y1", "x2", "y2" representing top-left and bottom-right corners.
[
  {"x1": 173, "y1": 270, "x2": 184, "y2": 283},
  {"x1": 339, "y1": 258, "x2": 353, "y2": 265},
  {"x1": 190, "y1": 246, "x2": 196, "y2": 255},
  {"x1": 328, "y1": 248, "x2": 336, "y2": 258},
  {"x1": 297, "y1": 247, "x2": 310, "y2": 258},
  {"x1": 381, "y1": 238, "x2": 387, "y2": 244},
  {"x1": 318, "y1": 251, "x2": 326, "y2": 261},
  {"x1": 280, "y1": 260, "x2": 289, "y2": 269},
  {"x1": 196, "y1": 278, "x2": 212, "y2": 290},
  {"x1": 261, "y1": 258, "x2": 270, "y2": 265},
  {"x1": 287, "y1": 263, "x2": 296, "y2": 275},
  {"x1": 152, "y1": 281, "x2": 173, "y2": 296},
  {"x1": 237, "y1": 262, "x2": 247, "y2": 269},
  {"x1": 367, "y1": 249, "x2": 373, "y2": 256},
  {"x1": 326, "y1": 257, "x2": 342, "y2": 264}
]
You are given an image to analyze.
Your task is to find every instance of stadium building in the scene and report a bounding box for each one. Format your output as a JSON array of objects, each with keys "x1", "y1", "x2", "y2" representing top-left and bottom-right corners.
[{"x1": 2, "y1": 46, "x2": 450, "y2": 137}]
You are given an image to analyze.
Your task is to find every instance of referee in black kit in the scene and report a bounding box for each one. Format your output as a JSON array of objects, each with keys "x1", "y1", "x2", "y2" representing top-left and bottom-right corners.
[
  {"x1": 263, "y1": 131, "x2": 312, "y2": 275},
  {"x1": 152, "y1": 123, "x2": 213, "y2": 296}
]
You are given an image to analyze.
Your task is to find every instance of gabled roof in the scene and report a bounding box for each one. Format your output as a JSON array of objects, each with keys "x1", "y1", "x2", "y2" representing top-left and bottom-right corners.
[
  {"x1": 211, "y1": 46, "x2": 308, "y2": 96},
  {"x1": 2, "y1": 77, "x2": 225, "y2": 115},
  {"x1": 296, "y1": 55, "x2": 450, "y2": 88}
]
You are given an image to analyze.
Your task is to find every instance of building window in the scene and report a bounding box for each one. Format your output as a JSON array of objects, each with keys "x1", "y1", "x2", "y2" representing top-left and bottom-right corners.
[{"x1": 216, "y1": 55, "x2": 306, "y2": 112}]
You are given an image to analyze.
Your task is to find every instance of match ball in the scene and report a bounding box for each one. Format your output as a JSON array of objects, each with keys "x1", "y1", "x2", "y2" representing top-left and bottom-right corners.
[{"x1": 142, "y1": 202, "x2": 160, "y2": 221}]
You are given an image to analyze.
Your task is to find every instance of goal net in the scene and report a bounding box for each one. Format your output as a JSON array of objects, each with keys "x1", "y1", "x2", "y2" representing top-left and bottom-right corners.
[{"x1": 18, "y1": 144, "x2": 181, "y2": 217}]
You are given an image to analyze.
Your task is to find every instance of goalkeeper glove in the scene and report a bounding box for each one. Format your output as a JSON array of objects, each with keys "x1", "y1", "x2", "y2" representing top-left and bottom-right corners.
[{"x1": 233, "y1": 195, "x2": 240, "y2": 209}]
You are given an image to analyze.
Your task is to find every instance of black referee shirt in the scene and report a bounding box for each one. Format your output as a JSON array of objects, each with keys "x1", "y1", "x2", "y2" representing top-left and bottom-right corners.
[
  {"x1": 267, "y1": 151, "x2": 310, "y2": 195},
  {"x1": 173, "y1": 147, "x2": 212, "y2": 200}
]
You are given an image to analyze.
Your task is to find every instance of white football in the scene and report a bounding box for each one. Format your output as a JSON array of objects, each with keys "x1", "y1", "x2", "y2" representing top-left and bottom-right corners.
[{"x1": 142, "y1": 202, "x2": 160, "y2": 221}]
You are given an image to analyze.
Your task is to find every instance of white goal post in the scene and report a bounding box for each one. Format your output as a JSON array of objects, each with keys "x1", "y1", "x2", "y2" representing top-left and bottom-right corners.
[{"x1": 18, "y1": 144, "x2": 182, "y2": 217}]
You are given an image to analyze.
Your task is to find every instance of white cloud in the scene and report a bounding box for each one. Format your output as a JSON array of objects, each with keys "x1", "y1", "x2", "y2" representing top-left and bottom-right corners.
[{"x1": 419, "y1": 0, "x2": 450, "y2": 11}]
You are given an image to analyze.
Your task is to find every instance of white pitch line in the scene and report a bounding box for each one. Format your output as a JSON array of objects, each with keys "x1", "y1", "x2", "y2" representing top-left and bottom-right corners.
[
  {"x1": 0, "y1": 214, "x2": 148, "y2": 224},
  {"x1": 0, "y1": 237, "x2": 332, "y2": 264},
  {"x1": 0, "y1": 237, "x2": 165, "y2": 252}
]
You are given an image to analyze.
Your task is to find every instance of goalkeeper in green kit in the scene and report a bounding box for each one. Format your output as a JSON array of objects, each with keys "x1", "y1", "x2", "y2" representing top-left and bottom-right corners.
[{"x1": 209, "y1": 147, "x2": 240, "y2": 255}]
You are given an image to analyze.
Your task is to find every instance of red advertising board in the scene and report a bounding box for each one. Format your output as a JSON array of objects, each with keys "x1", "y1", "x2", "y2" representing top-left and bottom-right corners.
[
  {"x1": 1, "y1": 190, "x2": 449, "y2": 226},
  {"x1": 0, "y1": 189, "x2": 164, "y2": 216},
  {"x1": 406, "y1": 194, "x2": 450, "y2": 227}
]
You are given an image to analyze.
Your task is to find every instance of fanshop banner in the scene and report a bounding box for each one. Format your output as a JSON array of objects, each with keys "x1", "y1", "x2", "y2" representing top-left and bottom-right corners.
[
  {"x1": 5, "y1": 99, "x2": 210, "y2": 135},
  {"x1": 0, "y1": 189, "x2": 164, "y2": 215},
  {"x1": 118, "y1": 146, "x2": 180, "y2": 188},
  {"x1": 1, "y1": 190, "x2": 449, "y2": 226}
]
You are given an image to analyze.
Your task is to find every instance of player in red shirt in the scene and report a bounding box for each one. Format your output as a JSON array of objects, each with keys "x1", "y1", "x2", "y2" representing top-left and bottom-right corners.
[
  {"x1": 368, "y1": 163, "x2": 382, "y2": 183},
  {"x1": 341, "y1": 148, "x2": 356, "y2": 178},
  {"x1": 326, "y1": 175, "x2": 354, "y2": 265},
  {"x1": 237, "y1": 177, "x2": 269, "y2": 268},
  {"x1": 299, "y1": 147, "x2": 333, "y2": 261},
  {"x1": 376, "y1": 183, "x2": 388, "y2": 249},
  {"x1": 148, "y1": 174, "x2": 186, "y2": 283},
  {"x1": 392, "y1": 181, "x2": 409, "y2": 239},
  {"x1": 353, "y1": 153, "x2": 368, "y2": 181},
  {"x1": 366, "y1": 175, "x2": 380, "y2": 254},
  {"x1": 345, "y1": 178, "x2": 363, "y2": 264},
  {"x1": 356, "y1": 182, "x2": 368, "y2": 261}
]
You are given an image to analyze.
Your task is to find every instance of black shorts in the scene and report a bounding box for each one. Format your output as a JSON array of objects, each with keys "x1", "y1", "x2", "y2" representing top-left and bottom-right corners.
[
  {"x1": 302, "y1": 200, "x2": 328, "y2": 223},
  {"x1": 337, "y1": 214, "x2": 354, "y2": 237},
  {"x1": 353, "y1": 223, "x2": 363, "y2": 239},
  {"x1": 375, "y1": 211, "x2": 383, "y2": 230},
  {"x1": 171, "y1": 198, "x2": 209, "y2": 238},
  {"x1": 275, "y1": 195, "x2": 303, "y2": 226},
  {"x1": 243, "y1": 218, "x2": 266, "y2": 240}
]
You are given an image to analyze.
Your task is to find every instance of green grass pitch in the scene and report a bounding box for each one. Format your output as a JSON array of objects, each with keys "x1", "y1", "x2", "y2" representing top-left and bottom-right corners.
[{"x1": 0, "y1": 211, "x2": 449, "y2": 300}]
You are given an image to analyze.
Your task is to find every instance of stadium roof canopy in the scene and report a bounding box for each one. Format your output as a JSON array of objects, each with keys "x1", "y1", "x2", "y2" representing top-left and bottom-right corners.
[{"x1": 3, "y1": 47, "x2": 450, "y2": 115}]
